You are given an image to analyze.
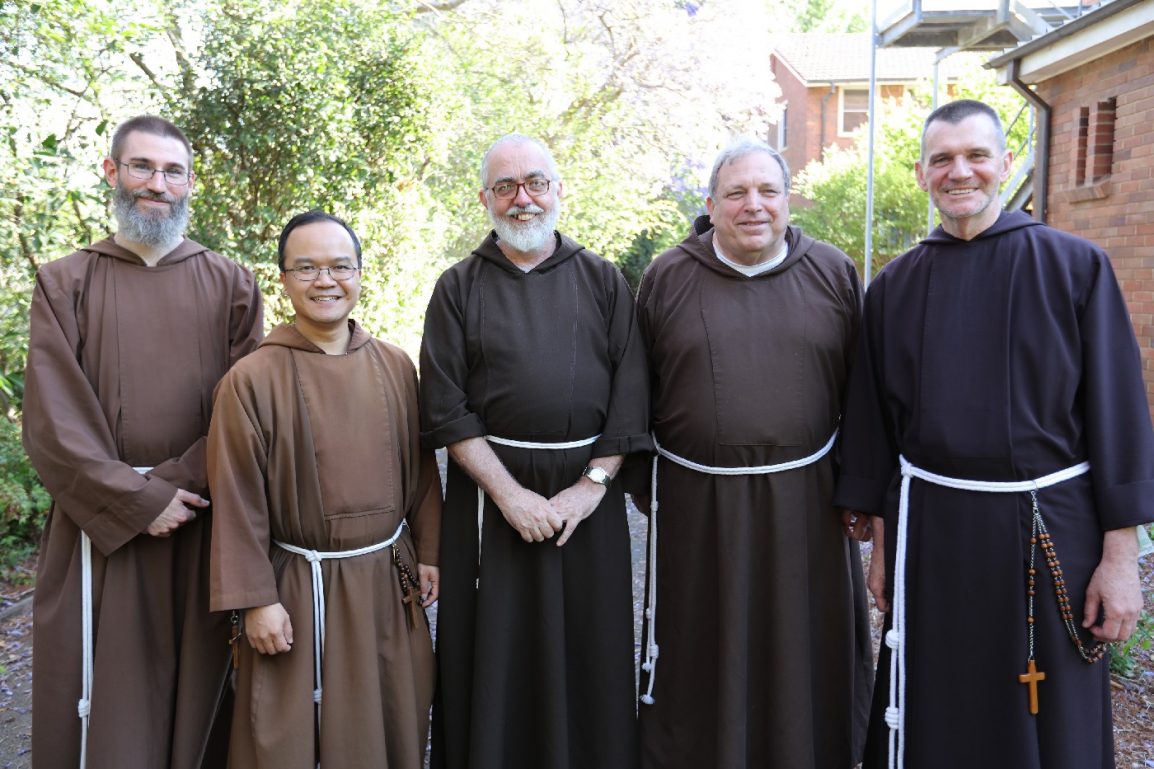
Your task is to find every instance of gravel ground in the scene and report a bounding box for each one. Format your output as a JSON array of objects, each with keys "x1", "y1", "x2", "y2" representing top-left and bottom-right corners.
[{"x1": 0, "y1": 513, "x2": 1148, "y2": 767}]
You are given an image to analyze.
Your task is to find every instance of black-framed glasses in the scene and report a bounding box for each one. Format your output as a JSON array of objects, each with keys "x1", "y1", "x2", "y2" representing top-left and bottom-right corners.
[
  {"x1": 119, "y1": 161, "x2": 191, "y2": 187},
  {"x1": 486, "y1": 178, "x2": 553, "y2": 199},
  {"x1": 283, "y1": 265, "x2": 360, "y2": 282}
]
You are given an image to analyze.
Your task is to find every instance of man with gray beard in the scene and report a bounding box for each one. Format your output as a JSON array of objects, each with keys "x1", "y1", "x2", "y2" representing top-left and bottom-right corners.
[
  {"x1": 420, "y1": 134, "x2": 651, "y2": 769},
  {"x1": 23, "y1": 115, "x2": 263, "y2": 769}
]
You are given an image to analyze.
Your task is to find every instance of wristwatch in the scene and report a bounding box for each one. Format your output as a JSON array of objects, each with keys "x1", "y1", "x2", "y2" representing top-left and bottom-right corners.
[{"x1": 582, "y1": 466, "x2": 613, "y2": 487}]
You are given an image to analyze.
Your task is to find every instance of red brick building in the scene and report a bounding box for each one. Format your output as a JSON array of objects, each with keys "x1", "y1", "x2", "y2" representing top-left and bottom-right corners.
[
  {"x1": 769, "y1": 33, "x2": 962, "y2": 183},
  {"x1": 988, "y1": 0, "x2": 1154, "y2": 413}
]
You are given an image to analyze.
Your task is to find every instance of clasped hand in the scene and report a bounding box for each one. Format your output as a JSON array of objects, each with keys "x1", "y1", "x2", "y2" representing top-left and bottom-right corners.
[{"x1": 497, "y1": 481, "x2": 605, "y2": 546}]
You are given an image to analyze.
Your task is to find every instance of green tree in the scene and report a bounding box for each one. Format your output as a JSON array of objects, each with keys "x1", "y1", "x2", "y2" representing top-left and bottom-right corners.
[
  {"x1": 410, "y1": 0, "x2": 779, "y2": 278},
  {"x1": 0, "y1": 0, "x2": 170, "y2": 560},
  {"x1": 170, "y1": 0, "x2": 433, "y2": 328}
]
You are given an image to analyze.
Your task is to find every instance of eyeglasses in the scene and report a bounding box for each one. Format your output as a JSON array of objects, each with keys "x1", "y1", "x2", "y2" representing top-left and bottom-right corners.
[
  {"x1": 119, "y1": 161, "x2": 191, "y2": 187},
  {"x1": 283, "y1": 265, "x2": 360, "y2": 282},
  {"x1": 486, "y1": 178, "x2": 554, "y2": 199}
]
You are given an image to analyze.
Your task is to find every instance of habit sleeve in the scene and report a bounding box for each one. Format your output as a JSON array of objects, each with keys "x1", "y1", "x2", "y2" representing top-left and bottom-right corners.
[
  {"x1": 24, "y1": 270, "x2": 179, "y2": 554},
  {"x1": 207, "y1": 368, "x2": 280, "y2": 611},
  {"x1": 403, "y1": 359, "x2": 442, "y2": 566},
  {"x1": 1079, "y1": 253, "x2": 1154, "y2": 529},
  {"x1": 409, "y1": 450, "x2": 443, "y2": 566},
  {"x1": 831, "y1": 275, "x2": 900, "y2": 518},
  {"x1": 590, "y1": 262, "x2": 652, "y2": 459},
  {"x1": 419, "y1": 269, "x2": 485, "y2": 448}
]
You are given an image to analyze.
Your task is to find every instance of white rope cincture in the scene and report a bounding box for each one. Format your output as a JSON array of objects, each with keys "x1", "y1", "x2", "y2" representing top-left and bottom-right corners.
[
  {"x1": 273, "y1": 521, "x2": 406, "y2": 732},
  {"x1": 640, "y1": 431, "x2": 838, "y2": 706},
  {"x1": 78, "y1": 531, "x2": 92, "y2": 769},
  {"x1": 78, "y1": 465, "x2": 154, "y2": 769},
  {"x1": 886, "y1": 456, "x2": 1090, "y2": 769},
  {"x1": 473, "y1": 434, "x2": 600, "y2": 589}
]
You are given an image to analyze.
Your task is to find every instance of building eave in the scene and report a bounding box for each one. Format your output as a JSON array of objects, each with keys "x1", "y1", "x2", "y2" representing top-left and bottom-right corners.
[{"x1": 987, "y1": 0, "x2": 1154, "y2": 84}]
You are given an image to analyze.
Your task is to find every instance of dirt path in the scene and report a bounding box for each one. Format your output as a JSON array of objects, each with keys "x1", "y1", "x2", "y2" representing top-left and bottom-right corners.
[{"x1": 0, "y1": 607, "x2": 31, "y2": 769}]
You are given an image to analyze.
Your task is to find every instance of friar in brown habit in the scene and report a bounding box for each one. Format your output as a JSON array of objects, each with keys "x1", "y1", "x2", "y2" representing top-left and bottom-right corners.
[
  {"x1": 635, "y1": 139, "x2": 872, "y2": 769},
  {"x1": 421, "y1": 135, "x2": 650, "y2": 769},
  {"x1": 23, "y1": 115, "x2": 263, "y2": 769},
  {"x1": 208, "y1": 211, "x2": 441, "y2": 769}
]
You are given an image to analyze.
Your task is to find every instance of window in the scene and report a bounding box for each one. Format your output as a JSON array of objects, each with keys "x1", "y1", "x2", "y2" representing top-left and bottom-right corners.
[
  {"x1": 839, "y1": 88, "x2": 869, "y2": 136},
  {"x1": 1070, "y1": 97, "x2": 1116, "y2": 202},
  {"x1": 773, "y1": 104, "x2": 789, "y2": 150}
]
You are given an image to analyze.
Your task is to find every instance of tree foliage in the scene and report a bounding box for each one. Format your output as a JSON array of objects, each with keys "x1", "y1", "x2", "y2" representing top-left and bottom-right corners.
[
  {"x1": 409, "y1": 0, "x2": 779, "y2": 276},
  {"x1": 171, "y1": 0, "x2": 434, "y2": 325}
]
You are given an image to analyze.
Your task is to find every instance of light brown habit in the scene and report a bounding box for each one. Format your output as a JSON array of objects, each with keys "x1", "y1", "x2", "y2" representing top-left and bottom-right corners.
[
  {"x1": 208, "y1": 321, "x2": 441, "y2": 769},
  {"x1": 23, "y1": 237, "x2": 263, "y2": 769}
]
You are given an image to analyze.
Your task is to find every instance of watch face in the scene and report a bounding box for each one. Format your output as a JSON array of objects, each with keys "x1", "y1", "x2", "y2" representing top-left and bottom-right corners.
[{"x1": 584, "y1": 466, "x2": 611, "y2": 486}]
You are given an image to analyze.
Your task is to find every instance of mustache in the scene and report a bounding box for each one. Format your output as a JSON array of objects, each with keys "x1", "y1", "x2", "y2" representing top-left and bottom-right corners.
[
  {"x1": 506, "y1": 204, "x2": 545, "y2": 216},
  {"x1": 132, "y1": 189, "x2": 177, "y2": 204}
]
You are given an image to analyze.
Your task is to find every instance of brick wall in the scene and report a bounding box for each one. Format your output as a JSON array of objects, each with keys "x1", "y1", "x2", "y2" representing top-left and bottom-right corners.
[
  {"x1": 769, "y1": 56, "x2": 815, "y2": 185},
  {"x1": 1039, "y1": 36, "x2": 1154, "y2": 417}
]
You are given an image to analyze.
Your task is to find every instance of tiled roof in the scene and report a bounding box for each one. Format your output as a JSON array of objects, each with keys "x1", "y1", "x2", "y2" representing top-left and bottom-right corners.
[{"x1": 772, "y1": 32, "x2": 967, "y2": 82}]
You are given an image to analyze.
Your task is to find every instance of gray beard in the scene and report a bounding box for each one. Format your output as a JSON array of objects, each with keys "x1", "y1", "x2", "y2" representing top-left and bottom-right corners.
[
  {"x1": 113, "y1": 182, "x2": 190, "y2": 248},
  {"x1": 488, "y1": 205, "x2": 558, "y2": 254}
]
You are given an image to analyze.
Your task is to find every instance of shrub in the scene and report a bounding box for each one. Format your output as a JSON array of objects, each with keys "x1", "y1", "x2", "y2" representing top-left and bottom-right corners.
[
  {"x1": 1111, "y1": 608, "x2": 1153, "y2": 680},
  {"x1": 0, "y1": 416, "x2": 48, "y2": 570}
]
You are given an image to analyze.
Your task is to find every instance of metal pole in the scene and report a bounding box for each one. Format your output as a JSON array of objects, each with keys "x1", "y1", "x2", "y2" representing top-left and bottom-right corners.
[{"x1": 928, "y1": 55, "x2": 939, "y2": 235}]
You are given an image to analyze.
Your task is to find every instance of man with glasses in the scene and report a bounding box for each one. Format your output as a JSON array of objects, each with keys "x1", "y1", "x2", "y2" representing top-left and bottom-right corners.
[
  {"x1": 208, "y1": 211, "x2": 442, "y2": 767},
  {"x1": 23, "y1": 115, "x2": 263, "y2": 769},
  {"x1": 420, "y1": 134, "x2": 650, "y2": 769}
]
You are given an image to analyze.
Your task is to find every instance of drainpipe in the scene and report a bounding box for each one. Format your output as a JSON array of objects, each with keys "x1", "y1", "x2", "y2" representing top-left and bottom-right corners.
[
  {"x1": 1006, "y1": 57, "x2": 1050, "y2": 222},
  {"x1": 820, "y1": 84, "x2": 836, "y2": 162}
]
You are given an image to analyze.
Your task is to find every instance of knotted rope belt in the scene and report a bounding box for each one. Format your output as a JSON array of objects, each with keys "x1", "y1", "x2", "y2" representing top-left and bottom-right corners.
[
  {"x1": 884, "y1": 456, "x2": 1090, "y2": 769},
  {"x1": 77, "y1": 466, "x2": 153, "y2": 769},
  {"x1": 639, "y1": 432, "x2": 838, "y2": 706},
  {"x1": 474, "y1": 434, "x2": 600, "y2": 588},
  {"x1": 273, "y1": 521, "x2": 406, "y2": 731}
]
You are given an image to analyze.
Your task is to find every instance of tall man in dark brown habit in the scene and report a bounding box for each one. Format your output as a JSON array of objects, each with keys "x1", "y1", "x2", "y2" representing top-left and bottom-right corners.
[
  {"x1": 420, "y1": 134, "x2": 651, "y2": 769},
  {"x1": 634, "y1": 138, "x2": 871, "y2": 769},
  {"x1": 836, "y1": 99, "x2": 1154, "y2": 769},
  {"x1": 22, "y1": 115, "x2": 263, "y2": 769}
]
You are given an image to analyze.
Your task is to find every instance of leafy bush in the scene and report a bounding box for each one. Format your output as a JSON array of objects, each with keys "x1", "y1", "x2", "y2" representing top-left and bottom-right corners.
[
  {"x1": 1111, "y1": 608, "x2": 1153, "y2": 680},
  {"x1": 0, "y1": 416, "x2": 49, "y2": 569}
]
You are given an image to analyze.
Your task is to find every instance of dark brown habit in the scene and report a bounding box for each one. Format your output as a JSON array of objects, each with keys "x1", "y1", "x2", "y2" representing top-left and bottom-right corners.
[
  {"x1": 636, "y1": 217, "x2": 872, "y2": 769},
  {"x1": 23, "y1": 237, "x2": 263, "y2": 769},
  {"x1": 208, "y1": 321, "x2": 441, "y2": 769},
  {"x1": 420, "y1": 232, "x2": 651, "y2": 769},
  {"x1": 835, "y1": 211, "x2": 1154, "y2": 769}
]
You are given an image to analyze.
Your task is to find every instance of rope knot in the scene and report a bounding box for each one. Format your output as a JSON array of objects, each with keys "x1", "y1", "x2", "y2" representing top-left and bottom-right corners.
[
  {"x1": 885, "y1": 629, "x2": 902, "y2": 649},
  {"x1": 304, "y1": 550, "x2": 322, "y2": 564},
  {"x1": 313, "y1": 688, "x2": 323, "y2": 704},
  {"x1": 639, "y1": 694, "x2": 655, "y2": 705},
  {"x1": 77, "y1": 698, "x2": 91, "y2": 718},
  {"x1": 884, "y1": 706, "x2": 901, "y2": 730}
]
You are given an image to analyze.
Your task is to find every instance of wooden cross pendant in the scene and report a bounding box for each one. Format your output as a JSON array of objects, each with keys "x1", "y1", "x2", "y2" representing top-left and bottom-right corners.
[
  {"x1": 402, "y1": 589, "x2": 422, "y2": 628},
  {"x1": 1018, "y1": 659, "x2": 1046, "y2": 715}
]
